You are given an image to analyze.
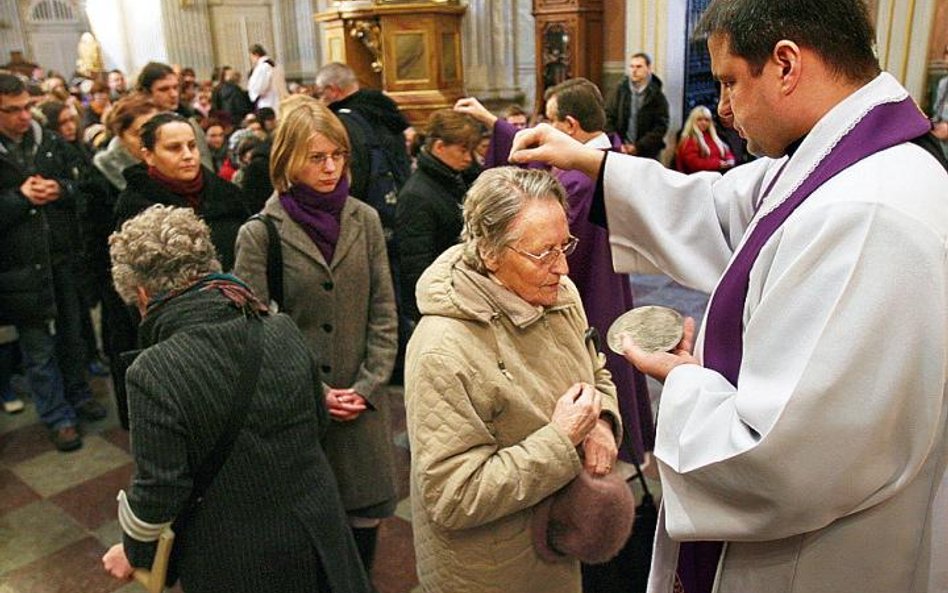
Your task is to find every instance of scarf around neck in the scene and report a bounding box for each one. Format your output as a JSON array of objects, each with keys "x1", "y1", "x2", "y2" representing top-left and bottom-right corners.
[
  {"x1": 148, "y1": 165, "x2": 205, "y2": 211},
  {"x1": 279, "y1": 177, "x2": 350, "y2": 264}
]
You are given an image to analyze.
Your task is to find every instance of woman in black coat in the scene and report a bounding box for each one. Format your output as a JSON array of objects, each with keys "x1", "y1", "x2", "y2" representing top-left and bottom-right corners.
[
  {"x1": 114, "y1": 112, "x2": 250, "y2": 270},
  {"x1": 395, "y1": 109, "x2": 481, "y2": 322},
  {"x1": 110, "y1": 111, "x2": 249, "y2": 426},
  {"x1": 102, "y1": 205, "x2": 370, "y2": 593}
]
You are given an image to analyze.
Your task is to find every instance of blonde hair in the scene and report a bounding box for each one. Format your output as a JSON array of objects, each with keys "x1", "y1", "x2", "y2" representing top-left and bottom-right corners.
[
  {"x1": 109, "y1": 205, "x2": 221, "y2": 305},
  {"x1": 678, "y1": 105, "x2": 729, "y2": 158},
  {"x1": 269, "y1": 95, "x2": 351, "y2": 193},
  {"x1": 462, "y1": 167, "x2": 568, "y2": 273}
]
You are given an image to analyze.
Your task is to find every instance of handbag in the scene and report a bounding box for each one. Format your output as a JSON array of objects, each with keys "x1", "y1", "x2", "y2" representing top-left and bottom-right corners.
[
  {"x1": 580, "y1": 330, "x2": 659, "y2": 593},
  {"x1": 133, "y1": 316, "x2": 265, "y2": 590}
]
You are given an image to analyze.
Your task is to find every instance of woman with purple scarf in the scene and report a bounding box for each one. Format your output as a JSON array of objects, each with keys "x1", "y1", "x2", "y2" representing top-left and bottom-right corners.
[{"x1": 233, "y1": 96, "x2": 398, "y2": 583}]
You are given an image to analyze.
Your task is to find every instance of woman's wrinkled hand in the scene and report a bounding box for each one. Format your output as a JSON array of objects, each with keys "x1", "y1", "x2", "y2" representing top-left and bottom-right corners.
[
  {"x1": 582, "y1": 418, "x2": 618, "y2": 476},
  {"x1": 550, "y1": 382, "x2": 601, "y2": 445},
  {"x1": 102, "y1": 543, "x2": 134, "y2": 580},
  {"x1": 621, "y1": 316, "x2": 699, "y2": 382}
]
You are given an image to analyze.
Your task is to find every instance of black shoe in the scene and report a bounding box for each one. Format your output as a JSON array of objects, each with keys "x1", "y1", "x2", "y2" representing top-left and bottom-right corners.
[
  {"x1": 51, "y1": 426, "x2": 83, "y2": 452},
  {"x1": 75, "y1": 399, "x2": 108, "y2": 421}
]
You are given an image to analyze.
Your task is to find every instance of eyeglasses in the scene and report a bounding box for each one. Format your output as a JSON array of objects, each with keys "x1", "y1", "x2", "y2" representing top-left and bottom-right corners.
[
  {"x1": 0, "y1": 105, "x2": 31, "y2": 115},
  {"x1": 507, "y1": 235, "x2": 579, "y2": 267},
  {"x1": 309, "y1": 150, "x2": 348, "y2": 167}
]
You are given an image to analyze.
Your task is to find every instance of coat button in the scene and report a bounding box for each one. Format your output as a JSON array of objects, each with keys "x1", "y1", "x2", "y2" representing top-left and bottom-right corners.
[
  {"x1": 34, "y1": 263, "x2": 42, "y2": 270},
  {"x1": 321, "y1": 364, "x2": 331, "y2": 374},
  {"x1": 322, "y1": 281, "x2": 334, "y2": 291},
  {"x1": 322, "y1": 323, "x2": 333, "y2": 333},
  {"x1": 29, "y1": 208, "x2": 36, "y2": 215}
]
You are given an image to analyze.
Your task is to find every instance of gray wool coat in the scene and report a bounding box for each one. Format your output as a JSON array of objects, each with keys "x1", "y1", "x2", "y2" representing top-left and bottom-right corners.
[
  {"x1": 123, "y1": 286, "x2": 370, "y2": 593},
  {"x1": 234, "y1": 194, "x2": 399, "y2": 514}
]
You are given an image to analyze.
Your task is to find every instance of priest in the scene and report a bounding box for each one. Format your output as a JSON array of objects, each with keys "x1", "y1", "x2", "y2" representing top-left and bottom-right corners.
[{"x1": 508, "y1": 1, "x2": 948, "y2": 592}]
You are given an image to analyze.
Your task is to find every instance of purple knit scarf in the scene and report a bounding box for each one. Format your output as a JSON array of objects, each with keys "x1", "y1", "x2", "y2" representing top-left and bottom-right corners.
[
  {"x1": 279, "y1": 177, "x2": 350, "y2": 264},
  {"x1": 678, "y1": 96, "x2": 931, "y2": 593}
]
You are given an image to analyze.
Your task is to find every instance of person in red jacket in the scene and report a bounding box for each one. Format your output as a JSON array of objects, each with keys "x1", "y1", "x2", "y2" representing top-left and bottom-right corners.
[{"x1": 674, "y1": 105, "x2": 735, "y2": 173}]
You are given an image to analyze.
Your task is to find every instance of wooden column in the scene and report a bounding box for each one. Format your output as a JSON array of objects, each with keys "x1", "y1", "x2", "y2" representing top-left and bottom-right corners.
[{"x1": 532, "y1": 0, "x2": 603, "y2": 114}]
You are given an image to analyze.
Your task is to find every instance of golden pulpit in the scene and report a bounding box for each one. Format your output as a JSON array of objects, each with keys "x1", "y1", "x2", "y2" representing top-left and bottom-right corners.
[{"x1": 316, "y1": 0, "x2": 467, "y2": 127}]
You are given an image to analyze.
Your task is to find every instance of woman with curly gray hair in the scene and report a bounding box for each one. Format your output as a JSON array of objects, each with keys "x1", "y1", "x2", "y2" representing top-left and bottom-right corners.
[
  {"x1": 102, "y1": 205, "x2": 370, "y2": 593},
  {"x1": 405, "y1": 167, "x2": 623, "y2": 593}
]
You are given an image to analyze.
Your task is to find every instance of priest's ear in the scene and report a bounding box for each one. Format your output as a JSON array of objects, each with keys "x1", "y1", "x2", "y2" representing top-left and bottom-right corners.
[{"x1": 772, "y1": 40, "x2": 802, "y2": 95}]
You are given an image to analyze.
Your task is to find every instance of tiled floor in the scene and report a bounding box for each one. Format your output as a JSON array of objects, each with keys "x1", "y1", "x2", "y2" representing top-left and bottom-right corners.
[
  {"x1": 0, "y1": 274, "x2": 706, "y2": 593},
  {"x1": 0, "y1": 375, "x2": 419, "y2": 593}
]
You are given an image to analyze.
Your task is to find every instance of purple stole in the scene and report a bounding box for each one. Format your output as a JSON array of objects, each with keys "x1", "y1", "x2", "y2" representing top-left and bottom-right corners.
[{"x1": 679, "y1": 96, "x2": 931, "y2": 593}]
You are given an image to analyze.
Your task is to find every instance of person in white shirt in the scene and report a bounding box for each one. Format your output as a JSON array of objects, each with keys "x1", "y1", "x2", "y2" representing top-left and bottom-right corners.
[
  {"x1": 508, "y1": 1, "x2": 948, "y2": 592},
  {"x1": 247, "y1": 44, "x2": 286, "y2": 116}
]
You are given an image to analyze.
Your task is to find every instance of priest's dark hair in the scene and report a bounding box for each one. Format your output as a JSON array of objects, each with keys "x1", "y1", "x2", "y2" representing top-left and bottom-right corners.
[
  {"x1": 696, "y1": 0, "x2": 880, "y2": 84},
  {"x1": 543, "y1": 77, "x2": 606, "y2": 133}
]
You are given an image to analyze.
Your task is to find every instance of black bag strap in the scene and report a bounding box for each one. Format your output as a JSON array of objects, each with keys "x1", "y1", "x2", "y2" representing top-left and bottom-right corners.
[
  {"x1": 188, "y1": 317, "x2": 265, "y2": 502},
  {"x1": 249, "y1": 213, "x2": 283, "y2": 310}
]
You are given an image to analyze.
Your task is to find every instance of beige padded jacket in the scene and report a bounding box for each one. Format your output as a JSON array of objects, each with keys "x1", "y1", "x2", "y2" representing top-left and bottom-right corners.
[{"x1": 405, "y1": 245, "x2": 621, "y2": 593}]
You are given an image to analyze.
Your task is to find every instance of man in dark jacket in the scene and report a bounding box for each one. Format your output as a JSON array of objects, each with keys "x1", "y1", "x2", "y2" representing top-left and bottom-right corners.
[
  {"x1": 0, "y1": 73, "x2": 105, "y2": 452},
  {"x1": 314, "y1": 62, "x2": 412, "y2": 208},
  {"x1": 605, "y1": 52, "x2": 670, "y2": 160}
]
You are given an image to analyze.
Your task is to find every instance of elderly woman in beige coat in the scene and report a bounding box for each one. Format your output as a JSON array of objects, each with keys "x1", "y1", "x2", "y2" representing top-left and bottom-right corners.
[
  {"x1": 405, "y1": 167, "x2": 623, "y2": 593},
  {"x1": 233, "y1": 96, "x2": 398, "y2": 575}
]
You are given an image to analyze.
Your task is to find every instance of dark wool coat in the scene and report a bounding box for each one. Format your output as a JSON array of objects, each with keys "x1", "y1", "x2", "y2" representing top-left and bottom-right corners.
[
  {"x1": 395, "y1": 150, "x2": 470, "y2": 322},
  {"x1": 0, "y1": 121, "x2": 83, "y2": 325},
  {"x1": 115, "y1": 163, "x2": 250, "y2": 271},
  {"x1": 123, "y1": 287, "x2": 370, "y2": 593},
  {"x1": 605, "y1": 76, "x2": 670, "y2": 160}
]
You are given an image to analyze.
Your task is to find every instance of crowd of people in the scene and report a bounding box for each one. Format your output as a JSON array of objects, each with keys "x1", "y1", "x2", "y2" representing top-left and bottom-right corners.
[{"x1": 2, "y1": 0, "x2": 947, "y2": 592}]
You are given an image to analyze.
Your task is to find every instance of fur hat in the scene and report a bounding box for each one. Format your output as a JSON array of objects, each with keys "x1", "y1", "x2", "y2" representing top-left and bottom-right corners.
[{"x1": 532, "y1": 469, "x2": 635, "y2": 564}]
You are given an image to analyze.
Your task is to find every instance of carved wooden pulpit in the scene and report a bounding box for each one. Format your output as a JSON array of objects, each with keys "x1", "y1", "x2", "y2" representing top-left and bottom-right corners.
[
  {"x1": 532, "y1": 0, "x2": 604, "y2": 113},
  {"x1": 316, "y1": 0, "x2": 466, "y2": 127}
]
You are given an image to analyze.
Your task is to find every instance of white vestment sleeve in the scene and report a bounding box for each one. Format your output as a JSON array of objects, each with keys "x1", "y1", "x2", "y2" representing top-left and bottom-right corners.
[
  {"x1": 247, "y1": 62, "x2": 272, "y2": 103},
  {"x1": 602, "y1": 153, "x2": 774, "y2": 293},
  {"x1": 653, "y1": 154, "x2": 948, "y2": 542}
]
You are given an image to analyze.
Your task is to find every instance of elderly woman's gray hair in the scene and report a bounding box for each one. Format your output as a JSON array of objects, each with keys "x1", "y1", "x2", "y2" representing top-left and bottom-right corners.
[
  {"x1": 109, "y1": 205, "x2": 221, "y2": 305},
  {"x1": 462, "y1": 167, "x2": 568, "y2": 273}
]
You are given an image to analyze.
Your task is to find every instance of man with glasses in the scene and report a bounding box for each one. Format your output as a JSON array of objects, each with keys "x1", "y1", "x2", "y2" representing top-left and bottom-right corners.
[{"x1": 0, "y1": 73, "x2": 106, "y2": 452}]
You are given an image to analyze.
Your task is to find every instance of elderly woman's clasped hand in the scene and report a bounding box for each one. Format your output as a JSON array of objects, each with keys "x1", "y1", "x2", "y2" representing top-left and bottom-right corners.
[{"x1": 550, "y1": 382, "x2": 617, "y2": 476}]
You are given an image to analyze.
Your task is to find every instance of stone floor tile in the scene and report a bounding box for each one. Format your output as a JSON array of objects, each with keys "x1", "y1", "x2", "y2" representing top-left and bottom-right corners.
[
  {"x1": 11, "y1": 436, "x2": 132, "y2": 498},
  {"x1": 0, "y1": 470, "x2": 40, "y2": 516},
  {"x1": 97, "y1": 427, "x2": 130, "y2": 453},
  {"x1": 0, "y1": 404, "x2": 39, "y2": 439},
  {"x1": 0, "y1": 424, "x2": 53, "y2": 469},
  {"x1": 50, "y1": 463, "x2": 134, "y2": 530},
  {"x1": 374, "y1": 517, "x2": 418, "y2": 593},
  {"x1": 91, "y1": 519, "x2": 123, "y2": 550},
  {"x1": 0, "y1": 500, "x2": 86, "y2": 574},
  {"x1": 1, "y1": 537, "x2": 124, "y2": 593}
]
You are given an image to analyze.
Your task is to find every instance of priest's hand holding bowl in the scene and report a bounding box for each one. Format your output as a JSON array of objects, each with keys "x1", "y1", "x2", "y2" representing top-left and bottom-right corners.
[{"x1": 621, "y1": 316, "x2": 699, "y2": 382}]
